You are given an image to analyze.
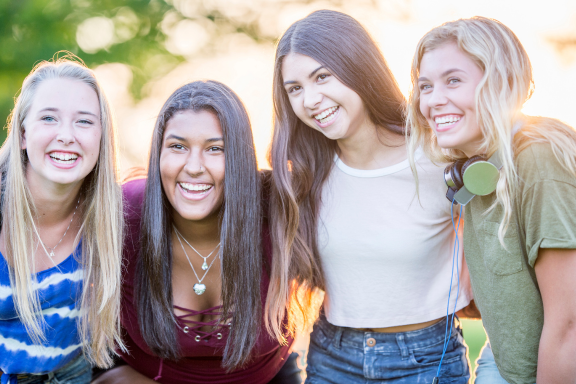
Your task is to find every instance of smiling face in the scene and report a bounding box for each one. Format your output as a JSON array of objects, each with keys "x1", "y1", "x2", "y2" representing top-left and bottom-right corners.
[
  {"x1": 160, "y1": 109, "x2": 225, "y2": 223},
  {"x1": 418, "y1": 42, "x2": 485, "y2": 157},
  {"x1": 22, "y1": 77, "x2": 102, "y2": 189},
  {"x1": 281, "y1": 53, "x2": 370, "y2": 141}
]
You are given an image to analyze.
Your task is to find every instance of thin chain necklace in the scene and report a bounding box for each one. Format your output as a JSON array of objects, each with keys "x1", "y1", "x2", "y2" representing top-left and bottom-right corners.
[
  {"x1": 173, "y1": 226, "x2": 220, "y2": 295},
  {"x1": 173, "y1": 226, "x2": 220, "y2": 271},
  {"x1": 37, "y1": 198, "x2": 80, "y2": 258}
]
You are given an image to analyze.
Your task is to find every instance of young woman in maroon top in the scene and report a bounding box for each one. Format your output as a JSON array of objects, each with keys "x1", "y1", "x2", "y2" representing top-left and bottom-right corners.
[{"x1": 94, "y1": 81, "x2": 298, "y2": 384}]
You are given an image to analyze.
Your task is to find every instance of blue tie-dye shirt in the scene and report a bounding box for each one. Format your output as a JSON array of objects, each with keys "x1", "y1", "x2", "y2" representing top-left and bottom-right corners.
[{"x1": 0, "y1": 242, "x2": 83, "y2": 378}]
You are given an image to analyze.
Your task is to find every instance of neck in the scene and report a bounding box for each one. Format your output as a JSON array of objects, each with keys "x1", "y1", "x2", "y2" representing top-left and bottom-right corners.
[
  {"x1": 336, "y1": 120, "x2": 407, "y2": 170},
  {"x1": 172, "y1": 212, "x2": 220, "y2": 248},
  {"x1": 26, "y1": 170, "x2": 83, "y2": 227},
  {"x1": 460, "y1": 141, "x2": 486, "y2": 158}
]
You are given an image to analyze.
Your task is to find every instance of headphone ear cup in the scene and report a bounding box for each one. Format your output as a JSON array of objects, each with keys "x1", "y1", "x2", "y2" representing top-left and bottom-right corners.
[
  {"x1": 450, "y1": 160, "x2": 466, "y2": 189},
  {"x1": 461, "y1": 155, "x2": 487, "y2": 176},
  {"x1": 461, "y1": 155, "x2": 501, "y2": 196}
]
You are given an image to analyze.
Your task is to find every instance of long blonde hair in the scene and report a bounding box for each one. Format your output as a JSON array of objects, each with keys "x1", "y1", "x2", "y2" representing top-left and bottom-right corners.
[
  {"x1": 407, "y1": 16, "x2": 576, "y2": 243},
  {"x1": 2, "y1": 55, "x2": 124, "y2": 367}
]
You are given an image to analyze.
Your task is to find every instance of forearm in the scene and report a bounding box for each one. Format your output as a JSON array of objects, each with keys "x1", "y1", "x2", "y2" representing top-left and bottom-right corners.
[
  {"x1": 92, "y1": 365, "x2": 158, "y2": 384},
  {"x1": 536, "y1": 322, "x2": 576, "y2": 383},
  {"x1": 534, "y1": 248, "x2": 576, "y2": 384}
]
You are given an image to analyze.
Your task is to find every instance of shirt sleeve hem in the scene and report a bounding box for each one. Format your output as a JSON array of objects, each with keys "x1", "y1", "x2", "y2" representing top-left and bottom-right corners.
[{"x1": 528, "y1": 238, "x2": 576, "y2": 267}]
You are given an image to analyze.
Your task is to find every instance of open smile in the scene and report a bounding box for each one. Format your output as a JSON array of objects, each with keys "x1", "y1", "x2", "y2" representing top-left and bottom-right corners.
[
  {"x1": 434, "y1": 114, "x2": 462, "y2": 132},
  {"x1": 47, "y1": 151, "x2": 80, "y2": 169},
  {"x1": 313, "y1": 106, "x2": 339, "y2": 127},
  {"x1": 178, "y1": 182, "x2": 214, "y2": 201}
]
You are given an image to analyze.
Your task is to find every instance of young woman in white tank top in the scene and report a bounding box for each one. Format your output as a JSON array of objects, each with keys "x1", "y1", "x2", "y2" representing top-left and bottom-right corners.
[{"x1": 265, "y1": 10, "x2": 475, "y2": 383}]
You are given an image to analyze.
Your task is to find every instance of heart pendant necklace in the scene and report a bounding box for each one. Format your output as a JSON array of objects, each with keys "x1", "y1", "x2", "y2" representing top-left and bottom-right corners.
[
  {"x1": 174, "y1": 226, "x2": 220, "y2": 271},
  {"x1": 174, "y1": 226, "x2": 221, "y2": 296}
]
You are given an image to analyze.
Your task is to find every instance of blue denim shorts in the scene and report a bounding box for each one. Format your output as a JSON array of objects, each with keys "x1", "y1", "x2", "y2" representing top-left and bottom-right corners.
[
  {"x1": 11, "y1": 354, "x2": 91, "y2": 384},
  {"x1": 305, "y1": 315, "x2": 470, "y2": 384},
  {"x1": 474, "y1": 342, "x2": 517, "y2": 384}
]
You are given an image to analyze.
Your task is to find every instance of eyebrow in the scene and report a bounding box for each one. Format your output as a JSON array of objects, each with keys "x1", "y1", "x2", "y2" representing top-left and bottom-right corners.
[
  {"x1": 164, "y1": 135, "x2": 224, "y2": 143},
  {"x1": 309, "y1": 65, "x2": 325, "y2": 78},
  {"x1": 165, "y1": 134, "x2": 186, "y2": 141},
  {"x1": 283, "y1": 65, "x2": 326, "y2": 86},
  {"x1": 418, "y1": 68, "x2": 465, "y2": 82},
  {"x1": 39, "y1": 107, "x2": 98, "y2": 117}
]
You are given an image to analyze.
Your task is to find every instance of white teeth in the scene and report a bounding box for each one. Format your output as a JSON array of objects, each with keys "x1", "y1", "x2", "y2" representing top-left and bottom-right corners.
[
  {"x1": 434, "y1": 115, "x2": 461, "y2": 125},
  {"x1": 50, "y1": 152, "x2": 78, "y2": 162},
  {"x1": 179, "y1": 183, "x2": 211, "y2": 192},
  {"x1": 320, "y1": 114, "x2": 335, "y2": 124},
  {"x1": 314, "y1": 106, "x2": 339, "y2": 123}
]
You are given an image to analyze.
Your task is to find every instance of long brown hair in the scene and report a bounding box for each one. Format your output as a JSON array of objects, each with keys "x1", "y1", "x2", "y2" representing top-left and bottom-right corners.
[
  {"x1": 135, "y1": 80, "x2": 262, "y2": 370},
  {"x1": 266, "y1": 10, "x2": 407, "y2": 342}
]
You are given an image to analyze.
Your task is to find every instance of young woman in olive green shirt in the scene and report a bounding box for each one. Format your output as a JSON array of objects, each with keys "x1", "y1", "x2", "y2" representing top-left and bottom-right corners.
[{"x1": 407, "y1": 17, "x2": 576, "y2": 384}]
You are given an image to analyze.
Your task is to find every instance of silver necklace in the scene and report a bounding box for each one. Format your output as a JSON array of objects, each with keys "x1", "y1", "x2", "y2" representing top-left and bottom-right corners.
[
  {"x1": 38, "y1": 198, "x2": 80, "y2": 258},
  {"x1": 173, "y1": 226, "x2": 220, "y2": 271},
  {"x1": 173, "y1": 226, "x2": 220, "y2": 295}
]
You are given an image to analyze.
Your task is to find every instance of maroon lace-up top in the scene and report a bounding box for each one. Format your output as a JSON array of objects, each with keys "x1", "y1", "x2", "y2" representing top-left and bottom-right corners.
[{"x1": 119, "y1": 179, "x2": 293, "y2": 384}]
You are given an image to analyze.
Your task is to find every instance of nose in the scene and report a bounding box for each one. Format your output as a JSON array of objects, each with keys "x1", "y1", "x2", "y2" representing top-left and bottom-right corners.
[
  {"x1": 56, "y1": 120, "x2": 75, "y2": 145},
  {"x1": 303, "y1": 87, "x2": 322, "y2": 110},
  {"x1": 427, "y1": 85, "x2": 448, "y2": 109},
  {"x1": 183, "y1": 150, "x2": 205, "y2": 177}
]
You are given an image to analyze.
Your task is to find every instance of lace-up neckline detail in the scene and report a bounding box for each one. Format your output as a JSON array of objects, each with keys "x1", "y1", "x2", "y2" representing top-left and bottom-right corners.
[{"x1": 174, "y1": 305, "x2": 232, "y2": 344}]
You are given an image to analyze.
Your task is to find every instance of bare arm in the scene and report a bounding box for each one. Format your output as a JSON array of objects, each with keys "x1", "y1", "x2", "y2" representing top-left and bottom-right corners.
[
  {"x1": 92, "y1": 365, "x2": 158, "y2": 384},
  {"x1": 535, "y1": 248, "x2": 576, "y2": 384}
]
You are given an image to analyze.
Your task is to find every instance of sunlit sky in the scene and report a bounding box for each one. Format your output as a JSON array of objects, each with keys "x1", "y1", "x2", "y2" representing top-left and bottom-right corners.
[{"x1": 92, "y1": 0, "x2": 576, "y2": 172}]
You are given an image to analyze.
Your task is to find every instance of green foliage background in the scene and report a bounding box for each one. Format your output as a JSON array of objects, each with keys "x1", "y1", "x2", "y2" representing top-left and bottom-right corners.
[
  {"x1": 1, "y1": 0, "x2": 177, "y2": 142},
  {"x1": 0, "y1": 0, "x2": 279, "y2": 144}
]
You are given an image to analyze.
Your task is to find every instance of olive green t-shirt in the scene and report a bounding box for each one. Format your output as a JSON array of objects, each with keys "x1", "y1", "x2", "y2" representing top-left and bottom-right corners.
[{"x1": 464, "y1": 143, "x2": 576, "y2": 384}]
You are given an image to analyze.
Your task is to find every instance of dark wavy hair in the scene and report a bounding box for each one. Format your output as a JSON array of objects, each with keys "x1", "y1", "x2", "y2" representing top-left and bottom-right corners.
[
  {"x1": 135, "y1": 80, "x2": 262, "y2": 369},
  {"x1": 266, "y1": 10, "x2": 407, "y2": 341}
]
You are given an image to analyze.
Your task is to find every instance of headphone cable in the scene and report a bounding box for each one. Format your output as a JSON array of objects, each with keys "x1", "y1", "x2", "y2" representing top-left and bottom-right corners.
[{"x1": 434, "y1": 198, "x2": 463, "y2": 382}]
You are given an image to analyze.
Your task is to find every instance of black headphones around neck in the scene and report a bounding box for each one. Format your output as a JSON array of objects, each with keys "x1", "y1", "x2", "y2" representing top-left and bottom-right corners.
[
  {"x1": 444, "y1": 149, "x2": 503, "y2": 205},
  {"x1": 443, "y1": 121, "x2": 524, "y2": 205}
]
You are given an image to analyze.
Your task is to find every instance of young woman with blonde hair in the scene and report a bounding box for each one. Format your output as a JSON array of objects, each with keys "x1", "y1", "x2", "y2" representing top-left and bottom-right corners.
[
  {"x1": 268, "y1": 10, "x2": 473, "y2": 383},
  {"x1": 408, "y1": 16, "x2": 576, "y2": 383},
  {"x1": 0, "y1": 57, "x2": 124, "y2": 383}
]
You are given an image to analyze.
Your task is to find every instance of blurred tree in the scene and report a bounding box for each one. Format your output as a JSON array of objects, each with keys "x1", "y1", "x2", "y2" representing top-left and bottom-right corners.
[
  {"x1": 0, "y1": 0, "x2": 290, "y2": 143},
  {"x1": 0, "y1": 0, "x2": 374, "y2": 144},
  {"x1": 0, "y1": 0, "x2": 185, "y2": 141}
]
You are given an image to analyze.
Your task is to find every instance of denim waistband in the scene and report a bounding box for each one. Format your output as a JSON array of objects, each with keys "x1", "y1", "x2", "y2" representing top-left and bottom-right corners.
[
  {"x1": 0, "y1": 352, "x2": 84, "y2": 383},
  {"x1": 317, "y1": 314, "x2": 461, "y2": 352}
]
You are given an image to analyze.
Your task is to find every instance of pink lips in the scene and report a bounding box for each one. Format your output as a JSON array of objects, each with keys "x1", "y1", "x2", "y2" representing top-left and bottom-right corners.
[
  {"x1": 46, "y1": 151, "x2": 80, "y2": 170},
  {"x1": 177, "y1": 183, "x2": 214, "y2": 201}
]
